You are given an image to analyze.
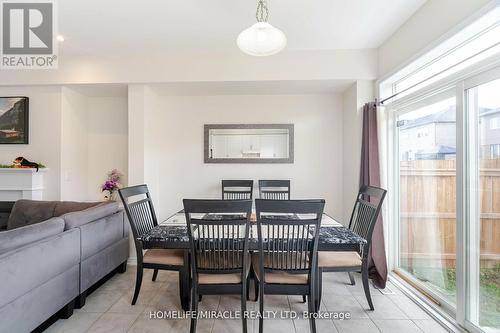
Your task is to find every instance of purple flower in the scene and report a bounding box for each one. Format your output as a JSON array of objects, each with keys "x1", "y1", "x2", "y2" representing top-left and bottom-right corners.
[{"x1": 101, "y1": 180, "x2": 118, "y2": 192}]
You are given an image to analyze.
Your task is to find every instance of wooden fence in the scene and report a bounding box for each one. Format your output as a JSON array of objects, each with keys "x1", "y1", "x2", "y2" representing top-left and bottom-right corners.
[{"x1": 399, "y1": 159, "x2": 500, "y2": 268}]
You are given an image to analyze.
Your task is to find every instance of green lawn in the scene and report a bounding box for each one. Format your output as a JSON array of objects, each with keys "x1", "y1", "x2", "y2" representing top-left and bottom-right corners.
[
  {"x1": 477, "y1": 265, "x2": 500, "y2": 328},
  {"x1": 403, "y1": 263, "x2": 500, "y2": 328}
]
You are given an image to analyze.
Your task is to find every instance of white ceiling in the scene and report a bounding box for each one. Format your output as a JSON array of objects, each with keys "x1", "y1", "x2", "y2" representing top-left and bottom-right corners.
[{"x1": 59, "y1": 0, "x2": 426, "y2": 55}]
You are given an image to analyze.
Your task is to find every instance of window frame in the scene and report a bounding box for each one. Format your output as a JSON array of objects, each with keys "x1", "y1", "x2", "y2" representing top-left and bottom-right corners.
[
  {"x1": 462, "y1": 68, "x2": 500, "y2": 333},
  {"x1": 391, "y1": 87, "x2": 459, "y2": 316},
  {"x1": 382, "y1": 52, "x2": 500, "y2": 333},
  {"x1": 377, "y1": 1, "x2": 500, "y2": 102}
]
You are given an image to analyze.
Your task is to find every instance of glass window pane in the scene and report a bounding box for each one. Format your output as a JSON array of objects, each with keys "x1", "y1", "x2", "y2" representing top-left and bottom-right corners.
[
  {"x1": 380, "y1": 5, "x2": 500, "y2": 101},
  {"x1": 398, "y1": 96, "x2": 457, "y2": 305},
  {"x1": 467, "y1": 77, "x2": 500, "y2": 329}
]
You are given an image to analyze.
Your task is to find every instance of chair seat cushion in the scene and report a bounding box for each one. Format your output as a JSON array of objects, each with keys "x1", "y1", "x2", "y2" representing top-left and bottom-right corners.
[
  {"x1": 318, "y1": 251, "x2": 362, "y2": 268},
  {"x1": 143, "y1": 249, "x2": 184, "y2": 266},
  {"x1": 198, "y1": 272, "x2": 241, "y2": 284},
  {"x1": 198, "y1": 259, "x2": 251, "y2": 285},
  {"x1": 251, "y1": 254, "x2": 308, "y2": 284}
]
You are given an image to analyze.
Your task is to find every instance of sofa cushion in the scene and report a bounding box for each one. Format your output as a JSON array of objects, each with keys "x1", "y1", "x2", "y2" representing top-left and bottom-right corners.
[
  {"x1": 80, "y1": 237, "x2": 129, "y2": 292},
  {"x1": 63, "y1": 202, "x2": 120, "y2": 230},
  {"x1": 7, "y1": 200, "x2": 101, "y2": 230},
  {"x1": 0, "y1": 217, "x2": 65, "y2": 255},
  {"x1": 7, "y1": 200, "x2": 57, "y2": 230},
  {"x1": 0, "y1": 228, "x2": 80, "y2": 309},
  {"x1": 0, "y1": 264, "x2": 79, "y2": 333}
]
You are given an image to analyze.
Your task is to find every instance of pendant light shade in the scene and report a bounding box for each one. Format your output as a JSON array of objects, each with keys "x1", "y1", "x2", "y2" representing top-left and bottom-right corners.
[
  {"x1": 237, "y1": 22, "x2": 286, "y2": 56},
  {"x1": 237, "y1": 0, "x2": 286, "y2": 56}
]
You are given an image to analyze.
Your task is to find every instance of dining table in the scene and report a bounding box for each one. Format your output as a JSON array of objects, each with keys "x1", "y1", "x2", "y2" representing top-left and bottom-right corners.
[{"x1": 139, "y1": 210, "x2": 367, "y2": 311}]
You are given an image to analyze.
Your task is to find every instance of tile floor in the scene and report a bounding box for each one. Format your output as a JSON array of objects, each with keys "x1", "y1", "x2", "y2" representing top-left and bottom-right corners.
[{"x1": 45, "y1": 267, "x2": 450, "y2": 333}]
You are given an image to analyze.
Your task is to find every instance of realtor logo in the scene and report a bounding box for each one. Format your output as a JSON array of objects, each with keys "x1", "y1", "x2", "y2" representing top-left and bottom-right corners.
[{"x1": 1, "y1": 0, "x2": 57, "y2": 69}]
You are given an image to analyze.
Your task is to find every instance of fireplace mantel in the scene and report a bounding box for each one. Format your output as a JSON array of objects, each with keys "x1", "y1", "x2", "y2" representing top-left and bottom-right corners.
[{"x1": 0, "y1": 168, "x2": 48, "y2": 201}]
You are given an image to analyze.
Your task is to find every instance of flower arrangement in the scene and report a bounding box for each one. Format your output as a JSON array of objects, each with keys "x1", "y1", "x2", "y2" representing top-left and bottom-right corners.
[{"x1": 101, "y1": 169, "x2": 123, "y2": 201}]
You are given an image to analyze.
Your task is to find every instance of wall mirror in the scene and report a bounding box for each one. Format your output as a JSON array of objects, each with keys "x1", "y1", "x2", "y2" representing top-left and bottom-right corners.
[{"x1": 204, "y1": 124, "x2": 294, "y2": 163}]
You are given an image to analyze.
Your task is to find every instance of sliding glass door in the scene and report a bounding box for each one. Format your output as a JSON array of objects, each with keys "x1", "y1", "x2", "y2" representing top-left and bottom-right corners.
[
  {"x1": 396, "y1": 92, "x2": 457, "y2": 308},
  {"x1": 465, "y1": 76, "x2": 500, "y2": 331},
  {"x1": 392, "y1": 67, "x2": 500, "y2": 332}
]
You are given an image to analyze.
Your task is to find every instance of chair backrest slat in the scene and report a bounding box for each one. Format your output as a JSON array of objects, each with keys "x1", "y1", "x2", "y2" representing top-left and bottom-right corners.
[
  {"x1": 130, "y1": 198, "x2": 156, "y2": 236},
  {"x1": 348, "y1": 185, "x2": 387, "y2": 250},
  {"x1": 183, "y1": 199, "x2": 252, "y2": 277},
  {"x1": 259, "y1": 180, "x2": 290, "y2": 200},
  {"x1": 118, "y1": 185, "x2": 159, "y2": 261},
  {"x1": 255, "y1": 199, "x2": 325, "y2": 275},
  {"x1": 222, "y1": 180, "x2": 253, "y2": 200},
  {"x1": 119, "y1": 185, "x2": 158, "y2": 241}
]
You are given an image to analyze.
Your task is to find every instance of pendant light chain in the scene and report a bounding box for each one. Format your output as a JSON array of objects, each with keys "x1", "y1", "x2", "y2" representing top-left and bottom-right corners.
[{"x1": 255, "y1": 0, "x2": 269, "y2": 22}]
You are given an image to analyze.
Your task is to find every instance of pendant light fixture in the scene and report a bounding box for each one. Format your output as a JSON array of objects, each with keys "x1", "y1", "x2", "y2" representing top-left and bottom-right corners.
[{"x1": 237, "y1": 0, "x2": 287, "y2": 56}]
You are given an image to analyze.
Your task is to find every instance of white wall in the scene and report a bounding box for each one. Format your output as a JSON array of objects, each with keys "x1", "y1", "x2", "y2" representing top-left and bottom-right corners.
[
  {"x1": 0, "y1": 86, "x2": 62, "y2": 200},
  {"x1": 378, "y1": 0, "x2": 491, "y2": 77},
  {"x1": 60, "y1": 86, "x2": 128, "y2": 201},
  {"x1": 86, "y1": 93, "x2": 128, "y2": 199},
  {"x1": 61, "y1": 87, "x2": 89, "y2": 201},
  {"x1": 341, "y1": 81, "x2": 375, "y2": 223},
  {"x1": 0, "y1": 85, "x2": 127, "y2": 201},
  {"x1": 127, "y1": 85, "x2": 147, "y2": 188},
  {"x1": 342, "y1": 84, "x2": 358, "y2": 224},
  {"x1": 1, "y1": 49, "x2": 377, "y2": 86},
  {"x1": 138, "y1": 91, "x2": 344, "y2": 221}
]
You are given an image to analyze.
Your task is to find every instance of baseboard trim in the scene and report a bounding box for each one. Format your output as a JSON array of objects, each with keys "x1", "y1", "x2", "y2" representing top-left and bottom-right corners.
[{"x1": 127, "y1": 257, "x2": 137, "y2": 266}]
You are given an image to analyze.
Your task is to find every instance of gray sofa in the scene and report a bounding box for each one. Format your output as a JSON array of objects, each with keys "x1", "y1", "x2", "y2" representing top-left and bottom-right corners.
[{"x1": 0, "y1": 200, "x2": 129, "y2": 333}]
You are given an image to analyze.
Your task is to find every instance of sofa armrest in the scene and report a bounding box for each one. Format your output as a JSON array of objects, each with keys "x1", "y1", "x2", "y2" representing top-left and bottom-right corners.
[
  {"x1": 0, "y1": 217, "x2": 65, "y2": 255},
  {"x1": 79, "y1": 211, "x2": 127, "y2": 260},
  {"x1": 0, "y1": 228, "x2": 80, "y2": 308},
  {"x1": 63, "y1": 202, "x2": 120, "y2": 230}
]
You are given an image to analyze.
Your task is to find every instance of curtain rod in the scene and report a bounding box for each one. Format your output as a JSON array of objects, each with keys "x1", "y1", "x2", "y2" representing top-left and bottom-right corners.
[{"x1": 376, "y1": 41, "x2": 500, "y2": 106}]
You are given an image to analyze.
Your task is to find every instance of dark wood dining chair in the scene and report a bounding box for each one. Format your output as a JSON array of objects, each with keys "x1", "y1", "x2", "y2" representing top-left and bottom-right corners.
[
  {"x1": 221, "y1": 180, "x2": 253, "y2": 200},
  {"x1": 183, "y1": 199, "x2": 253, "y2": 333},
  {"x1": 119, "y1": 185, "x2": 189, "y2": 309},
  {"x1": 317, "y1": 185, "x2": 386, "y2": 311},
  {"x1": 258, "y1": 180, "x2": 290, "y2": 200},
  {"x1": 253, "y1": 199, "x2": 325, "y2": 333}
]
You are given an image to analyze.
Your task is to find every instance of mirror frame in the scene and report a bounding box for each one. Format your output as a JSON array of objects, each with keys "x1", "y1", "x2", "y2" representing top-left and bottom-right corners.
[{"x1": 204, "y1": 124, "x2": 294, "y2": 164}]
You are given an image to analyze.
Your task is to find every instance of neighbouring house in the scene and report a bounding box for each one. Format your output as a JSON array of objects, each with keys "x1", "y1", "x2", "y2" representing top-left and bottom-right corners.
[
  {"x1": 0, "y1": 129, "x2": 20, "y2": 139},
  {"x1": 399, "y1": 106, "x2": 500, "y2": 160},
  {"x1": 479, "y1": 107, "x2": 500, "y2": 158},
  {"x1": 399, "y1": 105, "x2": 457, "y2": 161}
]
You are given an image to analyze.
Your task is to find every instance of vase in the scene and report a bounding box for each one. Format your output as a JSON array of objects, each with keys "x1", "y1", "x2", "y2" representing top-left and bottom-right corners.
[{"x1": 105, "y1": 190, "x2": 117, "y2": 201}]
